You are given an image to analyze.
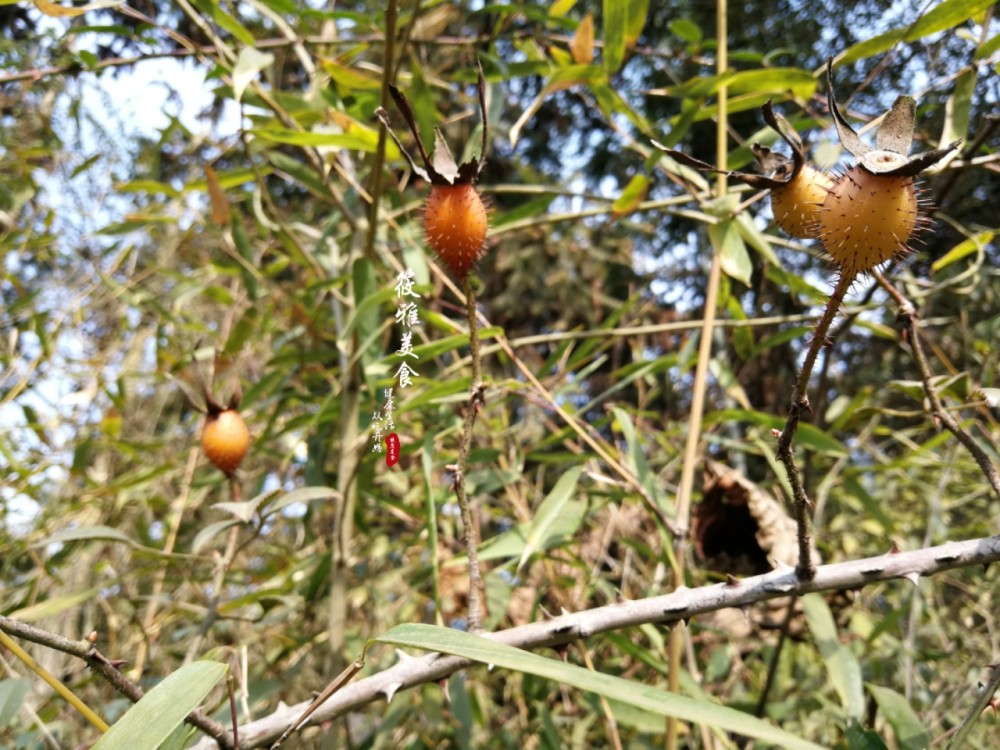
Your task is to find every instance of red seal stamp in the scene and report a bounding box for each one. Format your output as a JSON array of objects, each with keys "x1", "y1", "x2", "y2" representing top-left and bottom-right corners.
[{"x1": 385, "y1": 432, "x2": 400, "y2": 467}]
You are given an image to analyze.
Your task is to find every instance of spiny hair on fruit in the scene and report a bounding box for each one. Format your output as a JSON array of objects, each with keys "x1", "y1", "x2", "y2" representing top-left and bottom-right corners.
[
  {"x1": 818, "y1": 165, "x2": 932, "y2": 278},
  {"x1": 423, "y1": 182, "x2": 489, "y2": 279}
]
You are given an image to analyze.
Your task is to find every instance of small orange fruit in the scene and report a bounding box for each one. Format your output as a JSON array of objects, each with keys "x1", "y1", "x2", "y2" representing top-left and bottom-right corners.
[
  {"x1": 819, "y1": 167, "x2": 918, "y2": 278},
  {"x1": 770, "y1": 164, "x2": 835, "y2": 239},
  {"x1": 202, "y1": 408, "x2": 250, "y2": 476},
  {"x1": 424, "y1": 183, "x2": 489, "y2": 279}
]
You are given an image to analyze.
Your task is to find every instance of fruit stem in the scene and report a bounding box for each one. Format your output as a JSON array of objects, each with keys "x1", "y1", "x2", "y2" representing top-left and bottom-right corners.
[
  {"x1": 454, "y1": 275, "x2": 485, "y2": 632},
  {"x1": 777, "y1": 270, "x2": 856, "y2": 580}
]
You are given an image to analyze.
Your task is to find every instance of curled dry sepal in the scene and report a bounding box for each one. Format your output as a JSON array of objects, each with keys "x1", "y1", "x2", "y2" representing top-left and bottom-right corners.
[
  {"x1": 653, "y1": 57, "x2": 963, "y2": 280},
  {"x1": 654, "y1": 100, "x2": 834, "y2": 240},
  {"x1": 375, "y1": 65, "x2": 491, "y2": 280}
]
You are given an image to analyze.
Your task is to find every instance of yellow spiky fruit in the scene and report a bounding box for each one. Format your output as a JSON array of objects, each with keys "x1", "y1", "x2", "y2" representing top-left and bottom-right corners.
[
  {"x1": 769, "y1": 165, "x2": 835, "y2": 239},
  {"x1": 819, "y1": 166, "x2": 918, "y2": 278}
]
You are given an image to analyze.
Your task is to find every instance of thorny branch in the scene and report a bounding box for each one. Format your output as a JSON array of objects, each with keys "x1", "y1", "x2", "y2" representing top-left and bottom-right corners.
[{"x1": 171, "y1": 534, "x2": 1000, "y2": 749}]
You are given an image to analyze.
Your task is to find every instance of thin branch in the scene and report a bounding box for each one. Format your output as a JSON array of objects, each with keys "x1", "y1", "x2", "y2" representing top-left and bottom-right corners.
[
  {"x1": 453, "y1": 275, "x2": 486, "y2": 632},
  {"x1": 945, "y1": 663, "x2": 1000, "y2": 749},
  {"x1": 776, "y1": 271, "x2": 856, "y2": 580},
  {"x1": 0, "y1": 617, "x2": 230, "y2": 747},
  {"x1": 176, "y1": 534, "x2": 1000, "y2": 750},
  {"x1": 879, "y1": 273, "x2": 1000, "y2": 500}
]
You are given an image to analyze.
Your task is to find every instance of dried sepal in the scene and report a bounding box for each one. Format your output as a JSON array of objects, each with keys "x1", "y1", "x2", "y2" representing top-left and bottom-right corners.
[
  {"x1": 825, "y1": 58, "x2": 961, "y2": 177},
  {"x1": 653, "y1": 99, "x2": 812, "y2": 190},
  {"x1": 375, "y1": 63, "x2": 489, "y2": 186}
]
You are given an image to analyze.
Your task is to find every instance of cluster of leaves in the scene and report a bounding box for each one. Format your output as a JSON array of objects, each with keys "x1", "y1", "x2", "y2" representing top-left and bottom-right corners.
[{"x1": 1, "y1": 0, "x2": 999, "y2": 748}]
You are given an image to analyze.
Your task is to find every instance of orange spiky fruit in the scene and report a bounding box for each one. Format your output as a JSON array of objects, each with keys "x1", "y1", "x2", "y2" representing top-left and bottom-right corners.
[
  {"x1": 376, "y1": 65, "x2": 491, "y2": 280},
  {"x1": 424, "y1": 183, "x2": 489, "y2": 279}
]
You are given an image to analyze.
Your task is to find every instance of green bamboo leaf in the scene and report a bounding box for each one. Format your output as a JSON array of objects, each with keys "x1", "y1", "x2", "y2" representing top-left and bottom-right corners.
[
  {"x1": 624, "y1": 0, "x2": 650, "y2": 45},
  {"x1": 603, "y1": 0, "x2": 626, "y2": 74},
  {"x1": 231, "y1": 47, "x2": 274, "y2": 103},
  {"x1": 838, "y1": 0, "x2": 996, "y2": 65},
  {"x1": 191, "y1": 519, "x2": 241, "y2": 555},
  {"x1": 0, "y1": 679, "x2": 31, "y2": 726},
  {"x1": 941, "y1": 67, "x2": 975, "y2": 146},
  {"x1": 868, "y1": 685, "x2": 930, "y2": 750},
  {"x1": 611, "y1": 406, "x2": 652, "y2": 492},
  {"x1": 803, "y1": 594, "x2": 864, "y2": 721},
  {"x1": 709, "y1": 219, "x2": 753, "y2": 287},
  {"x1": 266, "y1": 486, "x2": 340, "y2": 516},
  {"x1": 189, "y1": 0, "x2": 255, "y2": 46},
  {"x1": 704, "y1": 408, "x2": 848, "y2": 456},
  {"x1": 612, "y1": 175, "x2": 650, "y2": 216},
  {"x1": 251, "y1": 128, "x2": 378, "y2": 151},
  {"x1": 375, "y1": 624, "x2": 827, "y2": 750},
  {"x1": 518, "y1": 466, "x2": 583, "y2": 572},
  {"x1": 42, "y1": 525, "x2": 135, "y2": 547},
  {"x1": 11, "y1": 589, "x2": 103, "y2": 622},
  {"x1": 91, "y1": 661, "x2": 227, "y2": 750},
  {"x1": 669, "y1": 18, "x2": 701, "y2": 43},
  {"x1": 321, "y1": 58, "x2": 382, "y2": 90},
  {"x1": 472, "y1": 500, "x2": 587, "y2": 564},
  {"x1": 931, "y1": 230, "x2": 993, "y2": 273}
]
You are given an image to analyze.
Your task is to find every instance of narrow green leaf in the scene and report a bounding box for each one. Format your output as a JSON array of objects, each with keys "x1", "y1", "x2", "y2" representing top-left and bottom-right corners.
[
  {"x1": 266, "y1": 486, "x2": 340, "y2": 516},
  {"x1": 624, "y1": 0, "x2": 650, "y2": 45},
  {"x1": 518, "y1": 467, "x2": 583, "y2": 571},
  {"x1": 11, "y1": 589, "x2": 102, "y2": 622},
  {"x1": 611, "y1": 406, "x2": 651, "y2": 492},
  {"x1": 232, "y1": 47, "x2": 274, "y2": 102},
  {"x1": 931, "y1": 230, "x2": 993, "y2": 273},
  {"x1": 941, "y1": 67, "x2": 975, "y2": 146},
  {"x1": 669, "y1": 19, "x2": 701, "y2": 44},
  {"x1": 709, "y1": 219, "x2": 753, "y2": 287},
  {"x1": 549, "y1": 0, "x2": 577, "y2": 17},
  {"x1": 0, "y1": 679, "x2": 31, "y2": 726},
  {"x1": 375, "y1": 624, "x2": 827, "y2": 750},
  {"x1": 42, "y1": 525, "x2": 135, "y2": 547},
  {"x1": 734, "y1": 213, "x2": 781, "y2": 268},
  {"x1": 868, "y1": 686, "x2": 930, "y2": 750},
  {"x1": 975, "y1": 31, "x2": 1000, "y2": 60},
  {"x1": 612, "y1": 175, "x2": 650, "y2": 216},
  {"x1": 251, "y1": 128, "x2": 378, "y2": 151},
  {"x1": 321, "y1": 58, "x2": 382, "y2": 90},
  {"x1": 189, "y1": 0, "x2": 255, "y2": 46},
  {"x1": 704, "y1": 409, "x2": 848, "y2": 456},
  {"x1": 803, "y1": 594, "x2": 864, "y2": 721},
  {"x1": 838, "y1": 0, "x2": 996, "y2": 65},
  {"x1": 603, "y1": 0, "x2": 627, "y2": 74},
  {"x1": 191, "y1": 519, "x2": 241, "y2": 555},
  {"x1": 92, "y1": 661, "x2": 227, "y2": 750},
  {"x1": 472, "y1": 500, "x2": 586, "y2": 564}
]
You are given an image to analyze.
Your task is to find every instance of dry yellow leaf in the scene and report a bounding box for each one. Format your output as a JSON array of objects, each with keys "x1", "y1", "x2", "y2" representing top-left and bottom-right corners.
[
  {"x1": 33, "y1": 0, "x2": 122, "y2": 18},
  {"x1": 571, "y1": 14, "x2": 595, "y2": 64},
  {"x1": 205, "y1": 165, "x2": 231, "y2": 227}
]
